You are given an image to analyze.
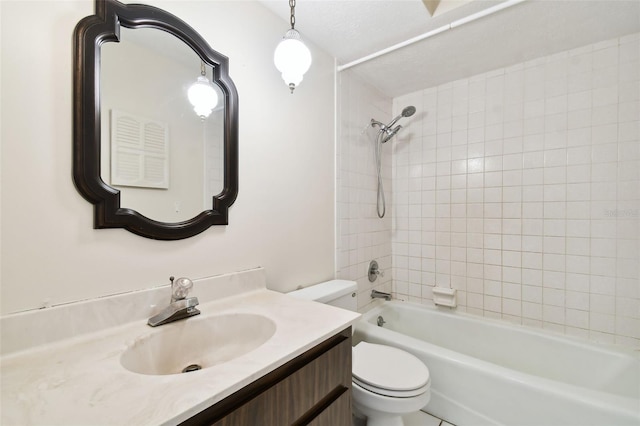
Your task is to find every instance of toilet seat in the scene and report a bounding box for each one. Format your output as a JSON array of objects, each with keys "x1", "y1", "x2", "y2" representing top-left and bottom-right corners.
[{"x1": 352, "y1": 342, "x2": 430, "y2": 398}]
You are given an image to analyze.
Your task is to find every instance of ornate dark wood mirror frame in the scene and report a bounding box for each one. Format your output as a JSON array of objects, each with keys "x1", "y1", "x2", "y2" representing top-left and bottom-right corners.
[{"x1": 73, "y1": 0, "x2": 238, "y2": 240}]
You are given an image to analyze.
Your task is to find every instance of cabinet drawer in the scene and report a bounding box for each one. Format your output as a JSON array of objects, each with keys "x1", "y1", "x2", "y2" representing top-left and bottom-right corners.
[
  {"x1": 304, "y1": 391, "x2": 351, "y2": 426},
  {"x1": 182, "y1": 327, "x2": 352, "y2": 426}
]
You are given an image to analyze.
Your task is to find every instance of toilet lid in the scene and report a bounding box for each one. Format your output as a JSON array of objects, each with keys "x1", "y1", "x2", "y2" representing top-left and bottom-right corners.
[{"x1": 352, "y1": 342, "x2": 430, "y2": 395}]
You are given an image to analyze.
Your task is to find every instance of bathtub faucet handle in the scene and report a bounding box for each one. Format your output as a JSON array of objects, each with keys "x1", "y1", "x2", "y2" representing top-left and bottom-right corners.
[{"x1": 368, "y1": 260, "x2": 384, "y2": 282}]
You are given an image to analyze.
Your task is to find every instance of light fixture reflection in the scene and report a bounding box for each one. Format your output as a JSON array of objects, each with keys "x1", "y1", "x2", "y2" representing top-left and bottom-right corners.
[
  {"x1": 273, "y1": 0, "x2": 311, "y2": 93},
  {"x1": 188, "y1": 62, "x2": 218, "y2": 119}
]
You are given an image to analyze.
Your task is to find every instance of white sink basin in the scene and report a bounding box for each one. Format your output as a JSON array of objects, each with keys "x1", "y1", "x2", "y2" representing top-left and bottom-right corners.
[{"x1": 120, "y1": 313, "x2": 276, "y2": 375}]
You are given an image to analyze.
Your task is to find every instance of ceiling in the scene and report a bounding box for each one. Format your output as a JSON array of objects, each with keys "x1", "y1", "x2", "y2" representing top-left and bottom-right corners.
[{"x1": 258, "y1": 0, "x2": 640, "y2": 98}]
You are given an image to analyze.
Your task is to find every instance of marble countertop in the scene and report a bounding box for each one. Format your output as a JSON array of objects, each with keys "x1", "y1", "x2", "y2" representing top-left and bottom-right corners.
[{"x1": 0, "y1": 271, "x2": 360, "y2": 425}]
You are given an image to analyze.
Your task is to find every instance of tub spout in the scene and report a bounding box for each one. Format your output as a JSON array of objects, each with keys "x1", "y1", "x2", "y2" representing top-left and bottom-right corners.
[{"x1": 371, "y1": 289, "x2": 391, "y2": 301}]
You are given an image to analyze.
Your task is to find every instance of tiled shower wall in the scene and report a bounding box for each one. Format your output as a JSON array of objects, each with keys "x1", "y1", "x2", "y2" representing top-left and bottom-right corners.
[
  {"x1": 336, "y1": 70, "x2": 394, "y2": 311},
  {"x1": 392, "y1": 33, "x2": 639, "y2": 347}
]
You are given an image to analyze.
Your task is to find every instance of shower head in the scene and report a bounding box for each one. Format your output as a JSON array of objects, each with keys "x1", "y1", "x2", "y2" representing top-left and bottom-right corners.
[
  {"x1": 381, "y1": 125, "x2": 402, "y2": 143},
  {"x1": 370, "y1": 105, "x2": 417, "y2": 143},
  {"x1": 371, "y1": 105, "x2": 417, "y2": 131},
  {"x1": 386, "y1": 105, "x2": 416, "y2": 128},
  {"x1": 402, "y1": 105, "x2": 417, "y2": 117}
]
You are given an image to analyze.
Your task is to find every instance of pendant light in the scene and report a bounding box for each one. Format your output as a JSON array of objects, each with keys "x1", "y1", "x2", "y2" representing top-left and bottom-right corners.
[
  {"x1": 187, "y1": 61, "x2": 218, "y2": 119},
  {"x1": 273, "y1": 0, "x2": 312, "y2": 93}
]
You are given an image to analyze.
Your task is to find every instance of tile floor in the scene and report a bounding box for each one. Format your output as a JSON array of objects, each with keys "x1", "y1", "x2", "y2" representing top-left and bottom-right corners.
[
  {"x1": 354, "y1": 410, "x2": 455, "y2": 426},
  {"x1": 404, "y1": 410, "x2": 455, "y2": 426}
]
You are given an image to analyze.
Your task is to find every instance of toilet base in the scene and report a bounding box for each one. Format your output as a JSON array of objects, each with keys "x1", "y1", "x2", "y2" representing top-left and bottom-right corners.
[
  {"x1": 364, "y1": 414, "x2": 405, "y2": 426},
  {"x1": 353, "y1": 405, "x2": 406, "y2": 426},
  {"x1": 351, "y1": 381, "x2": 430, "y2": 426}
]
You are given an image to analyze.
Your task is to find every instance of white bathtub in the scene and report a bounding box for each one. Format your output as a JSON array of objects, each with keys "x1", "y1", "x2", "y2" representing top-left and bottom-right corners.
[{"x1": 353, "y1": 301, "x2": 640, "y2": 426}]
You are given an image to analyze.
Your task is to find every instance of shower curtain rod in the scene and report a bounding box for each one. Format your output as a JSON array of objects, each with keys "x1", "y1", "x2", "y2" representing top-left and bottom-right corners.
[{"x1": 336, "y1": 0, "x2": 526, "y2": 72}]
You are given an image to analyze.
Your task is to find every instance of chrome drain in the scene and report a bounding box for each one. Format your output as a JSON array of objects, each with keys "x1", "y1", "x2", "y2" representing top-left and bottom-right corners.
[{"x1": 181, "y1": 364, "x2": 202, "y2": 373}]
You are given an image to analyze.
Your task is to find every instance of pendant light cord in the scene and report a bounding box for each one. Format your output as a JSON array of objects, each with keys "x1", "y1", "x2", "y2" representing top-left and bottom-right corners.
[{"x1": 289, "y1": 0, "x2": 296, "y2": 29}]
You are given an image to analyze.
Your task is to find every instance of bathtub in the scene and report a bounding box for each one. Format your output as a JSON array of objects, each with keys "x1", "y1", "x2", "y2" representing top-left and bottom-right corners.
[{"x1": 353, "y1": 301, "x2": 640, "y2": 426}]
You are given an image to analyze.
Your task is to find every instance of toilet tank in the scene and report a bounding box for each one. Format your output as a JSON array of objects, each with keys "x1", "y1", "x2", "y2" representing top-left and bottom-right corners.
[{"x1": 288, "y1": 280, "x2": 357, "y2": 311}]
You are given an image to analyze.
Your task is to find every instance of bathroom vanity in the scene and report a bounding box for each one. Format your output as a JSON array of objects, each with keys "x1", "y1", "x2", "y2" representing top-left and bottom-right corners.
[{"x1": 0, "y1": 268, "x2": 360, "y2": 425}]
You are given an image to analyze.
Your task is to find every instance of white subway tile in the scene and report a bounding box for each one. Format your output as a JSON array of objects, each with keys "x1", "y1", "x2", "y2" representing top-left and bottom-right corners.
[
  {"x1": 523, "y1": 235, "x2": 543, "y2": 252},
  {"x1": 618, "y1": 100, "x2": 639, "y2": 123},
  {"x1": 484, "y1": 234, "x2": 502, "y2": 250},
  {"x1": 523, "y1": 168, "x2": 544, "y2": 185},
  {"x1": 501, "y1": 234, "x2": 520, "y2": 251},
  {"x1": 590, "y1": 311, "x2": 616, "y2": 333},
  {"x1": 503, "y1": 266, "x2": 522, "y2": 284},
  {"x1": 543, "y1": 305, "x2": 565, "y2": 324},
  {"x1": 566, "y1": 309, "x2": 589, "y2": 329},
  {"x1": 503, "y1": 203, "x2": 521, "y2": 218},
  {"x1": 566, "y1": 291, "x2": 590, "y2": 310},
  {"x1": 590, "y1": 256, "x2": 617, "y2": 277},
  {"x1": 592, "y1": 104, "x2": 618, "y2": 126},
  {"x1": 567, "y1": 127, "x2": 591, "y2": 147},
  {"x1": 522, "y1": 268, "x2": 543, "y2": 287},
  {"x1": 568, "y1": 91, "x2": 592, "y2": 111},
  {"x1": 566, "y1": 237, "x2": 590, "y2": 255},
  {"x1": 523, "y1": 302, "x2": 543, "y2": 320},
  {"x1": 566, "y1": 273, "x2": 590, "y2": 292},
  {"x1": 544, "y1": 149, "x2": 567, "y2": 167},
  {"x1": 566, "y1": 183, "x2": 590, "y2": 201},
  {"x1": 484, "y1": 141, "x2": 503, "y2": 159},
  {"x1": 523, "y1": 218, "x2": 544, "y2": 235},
  {"x1": 616, "y1": 296, "x2": 639, "y2": 319},
  {"x1": 617, "y1": 238, "x2": 639, "y2": 259},
  {"x1": 616, "y1": 317, "x2": 640, "y2": 339},
  {"x1": 523, "y1": 151, "x2": 544, "y2": 169},
  {"x1": 523, "y1": 284, "x2": 543, "y2": 303},
  {"x1": 544, "y1": 253, "x2": 566, "y2": 271},
  {"x1": 481, "y1": 188, "x2": 500, "y2": 203},
  {"x1": 617, "y1": 258, "x2": 639, "y2": 279},
  {"x1": 592, "y1": 66, "x2": 619, "y2": 90},
  {"x1": 568, "y1": 109, "x2": 592, "y2": 129},
  {"x1": 568, "y1": 71, "x2": 592, "y2": 93},
  {"x1": 592, "y1": 86, "x2": 619, "y2": 108},
  {"x1": 566, "y1": 165, "x2": 591, "y2": 183},
  {"x1": 523, "y1": 252, "x2": 543, "y2": 269},
  {"x1": 503, "y1": 298, "x2": 522, "y2": 316},
  {"x1": 568, "y1": 48, "x2": 592, "y2": 69},
  {"x1": 503, "y1": 170, "x2": 523, "y2": 187},
  {"x1": 544, "y1": 167, "x2": 567, "y2": 184}
]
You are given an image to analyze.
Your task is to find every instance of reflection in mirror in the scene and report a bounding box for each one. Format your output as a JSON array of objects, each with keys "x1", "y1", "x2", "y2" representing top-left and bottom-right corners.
[{"x1": 101, "y1": 28, "x2": 224, "y2": 223}]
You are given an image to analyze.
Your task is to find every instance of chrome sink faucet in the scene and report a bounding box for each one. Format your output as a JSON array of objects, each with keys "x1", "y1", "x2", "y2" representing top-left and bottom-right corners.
[{"x1": 148, "y1": 277, "x2": 200, "y2": 327}]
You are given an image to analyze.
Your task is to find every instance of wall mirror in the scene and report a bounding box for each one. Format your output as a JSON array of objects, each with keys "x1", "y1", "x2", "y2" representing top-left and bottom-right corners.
[{"x1": 73, "y1": 0, "x2": 238, "y2": 240}]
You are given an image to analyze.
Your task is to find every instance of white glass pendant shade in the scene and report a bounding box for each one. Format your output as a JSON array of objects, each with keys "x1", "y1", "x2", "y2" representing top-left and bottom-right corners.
[
  {"x1": 188, "y1": 75, "x2": 218, "y2": 119},
  {"x1": 274, "y1": 29, "x2": 312, "y2": 93}
]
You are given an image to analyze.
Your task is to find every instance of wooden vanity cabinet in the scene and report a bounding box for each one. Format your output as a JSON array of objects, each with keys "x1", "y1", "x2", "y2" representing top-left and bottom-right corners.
[{"x1": 180, "y1": 327, "x2": 352, "y2": 426}]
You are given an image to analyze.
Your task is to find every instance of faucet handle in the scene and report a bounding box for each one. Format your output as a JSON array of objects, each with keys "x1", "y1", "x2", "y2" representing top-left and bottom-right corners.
[
  {"x1": 368, "y1": 260, "x2": 384, "y2": 282},
  {"x1": 171, "y1": 277, "x2": 193, "y2": 301}
]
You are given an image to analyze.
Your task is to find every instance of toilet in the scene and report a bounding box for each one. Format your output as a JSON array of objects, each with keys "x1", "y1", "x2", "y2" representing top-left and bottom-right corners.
[{"x1": 288, "y1": 280, "x2": 431, "y2": 426}]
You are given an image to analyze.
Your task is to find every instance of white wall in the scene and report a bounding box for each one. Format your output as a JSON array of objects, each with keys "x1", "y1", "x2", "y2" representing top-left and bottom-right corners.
[
  {"x1": 336, "y1": 69, "x2": 393, "y2": 311},
  {"x1": 392, "y1": 34, "x2": 640, "y2": 347},
  {"x1": 0, "y1": 0, "x2": 336, "y2": 314}
]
